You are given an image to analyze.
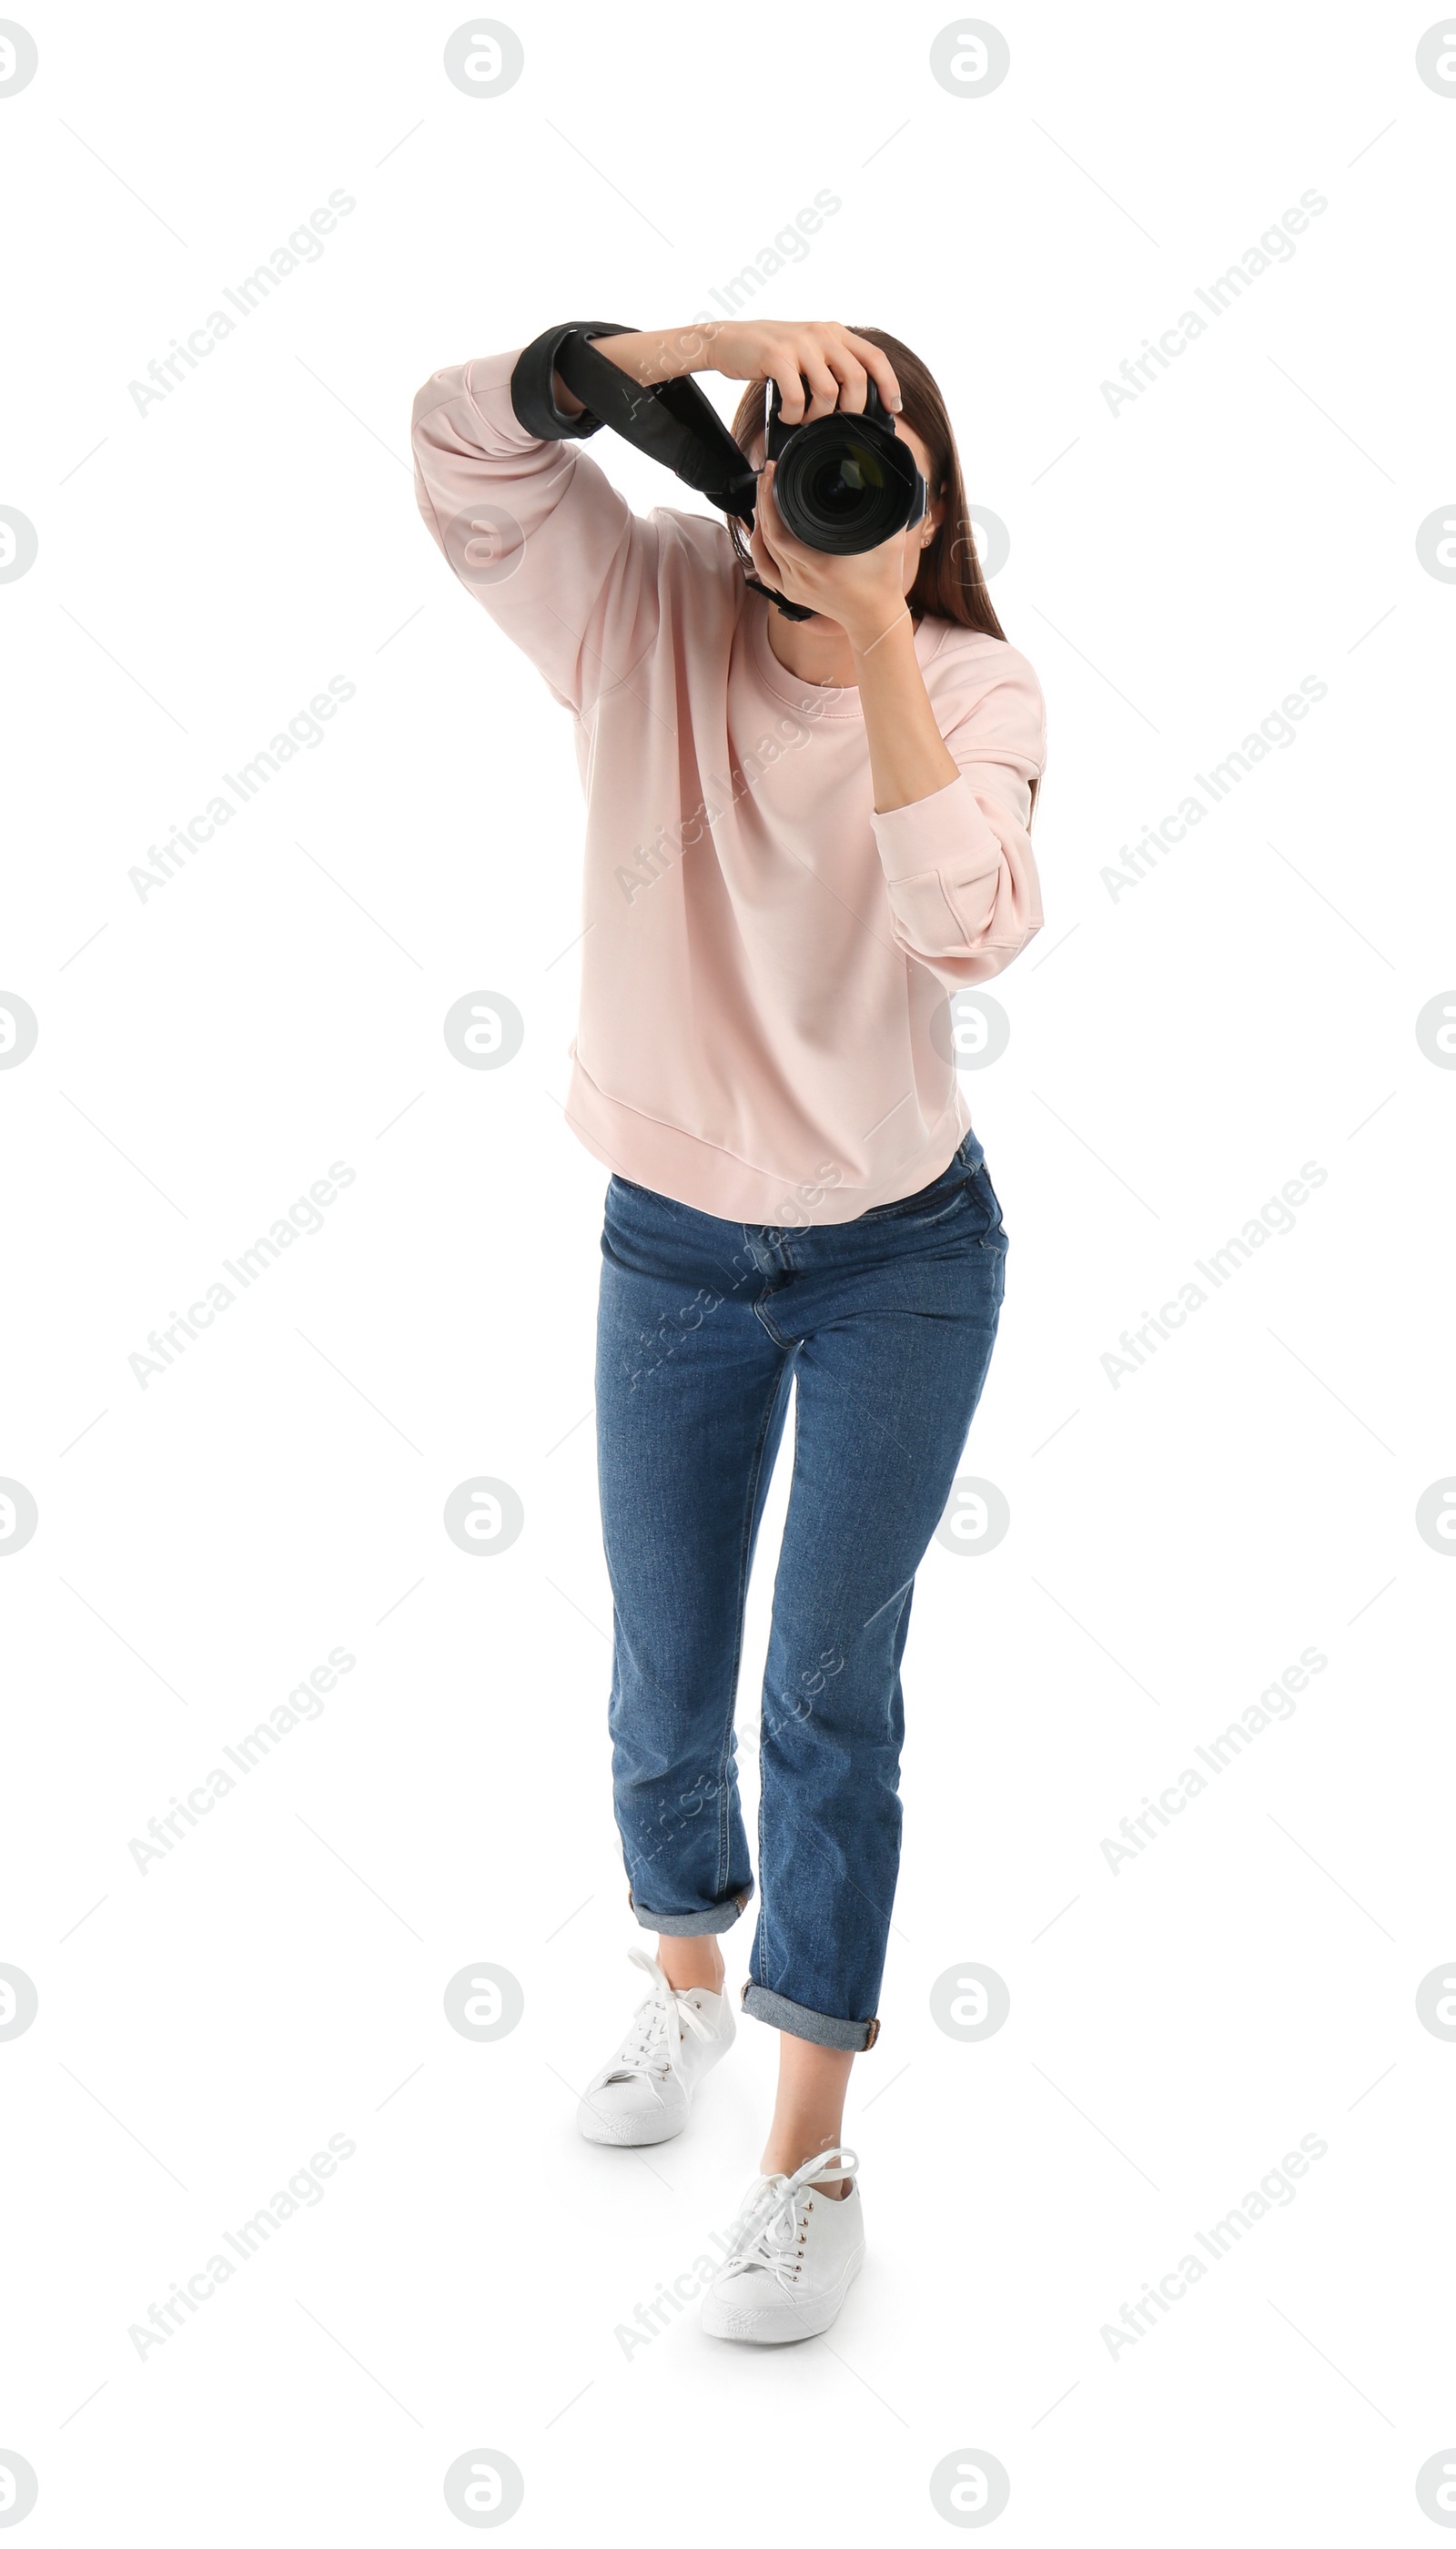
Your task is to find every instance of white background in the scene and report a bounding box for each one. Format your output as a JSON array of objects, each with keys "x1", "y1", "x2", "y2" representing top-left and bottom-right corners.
[{"x1": 3, "y1": 1, "x2": 1455, "y2": 2539}]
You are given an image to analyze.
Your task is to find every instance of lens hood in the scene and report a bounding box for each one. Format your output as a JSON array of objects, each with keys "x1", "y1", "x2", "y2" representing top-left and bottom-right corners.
[{"x1": 764, "y1": 378, "x2": 925, "y2": 556}]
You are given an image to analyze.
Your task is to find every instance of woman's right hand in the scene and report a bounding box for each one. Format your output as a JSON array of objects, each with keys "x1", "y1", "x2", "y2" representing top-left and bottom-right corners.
[
  {"x1": 569, "y1": 320, "x2": 902, "y2": 425},
  {"x1": 697, "y1": 321, "x2": 902, "y2": 422}
]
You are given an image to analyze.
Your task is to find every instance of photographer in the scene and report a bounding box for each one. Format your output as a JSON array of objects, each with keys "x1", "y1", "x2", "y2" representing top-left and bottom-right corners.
[{"x1": 412, "y1": 319, "x2": 1046, "y2": 2345}]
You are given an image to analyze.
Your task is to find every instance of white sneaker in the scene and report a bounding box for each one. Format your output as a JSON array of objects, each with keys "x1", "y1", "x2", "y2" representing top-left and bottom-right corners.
[
  {"x1": 576, "y1": 1947, "x2": 735, "y2": 2147},
  {"x1": 701, "y1": 2146, "x2": 865, "y2": 2343}
]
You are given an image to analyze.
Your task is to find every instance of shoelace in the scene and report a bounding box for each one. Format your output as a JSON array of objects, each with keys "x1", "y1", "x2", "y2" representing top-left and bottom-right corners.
[
  {"x1": 714, "y1": 2146, "x2": 860, "y2": 2291},
  {"x1": 602, "y1": 1947, "x2": 715, "y2": 2092}
]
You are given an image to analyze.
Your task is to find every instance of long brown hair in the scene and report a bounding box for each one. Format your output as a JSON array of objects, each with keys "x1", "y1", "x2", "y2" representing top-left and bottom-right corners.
[{"x1": 725, "y1": 324, "x2": 1007, "y2": 642}]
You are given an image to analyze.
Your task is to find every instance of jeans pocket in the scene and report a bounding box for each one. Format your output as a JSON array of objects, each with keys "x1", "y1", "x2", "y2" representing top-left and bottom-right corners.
[
  {"x1": 858, "y1": 1138, "x2": 980, "y2": 1225},
  {"x1": 912, "y1": 1160, "x2": 1006, "y2": 1246},
  {"x1": 915, "y1": 1177, "x2": 979, "y2": 1229}
]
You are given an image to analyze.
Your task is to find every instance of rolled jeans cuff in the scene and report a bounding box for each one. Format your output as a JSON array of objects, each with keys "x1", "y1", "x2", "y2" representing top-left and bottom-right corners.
[
  {"x1": 742, "y1": 1983, "x2": 881, "y2": 2051},
  {"x1": 627, "y1": 1886, "x2": 752, "y2": 1937}
]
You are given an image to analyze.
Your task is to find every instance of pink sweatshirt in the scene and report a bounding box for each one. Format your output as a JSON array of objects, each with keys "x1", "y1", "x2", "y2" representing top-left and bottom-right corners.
[{"x1": 411, "y1": 349, "x2": 1046, "y2": 1225}]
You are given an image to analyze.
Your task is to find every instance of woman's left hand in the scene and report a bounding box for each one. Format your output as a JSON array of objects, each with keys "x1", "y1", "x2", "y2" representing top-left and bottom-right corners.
[{"x1": 747, "y1": 460, "x2": 910, "y2": 650}]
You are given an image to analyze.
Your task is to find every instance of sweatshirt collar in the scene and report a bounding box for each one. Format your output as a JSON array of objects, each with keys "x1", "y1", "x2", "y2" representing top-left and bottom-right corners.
[{"x1": 747, "y1": 587, "x2": 944, "y2": 717}]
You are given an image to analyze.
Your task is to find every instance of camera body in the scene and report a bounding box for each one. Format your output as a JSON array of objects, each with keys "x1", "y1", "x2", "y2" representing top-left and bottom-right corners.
[{"x1": 763, "y1": 377, "x2": 926, "y2": 556}]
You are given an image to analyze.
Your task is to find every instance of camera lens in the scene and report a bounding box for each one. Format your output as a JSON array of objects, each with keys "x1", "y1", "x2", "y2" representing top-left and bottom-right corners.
[
  {"x1": 774, "y1": 417, "x2": 919, "y2": 554},
  {"x1": 809, "y1": 450, "x2": 881, "y2": 515}
]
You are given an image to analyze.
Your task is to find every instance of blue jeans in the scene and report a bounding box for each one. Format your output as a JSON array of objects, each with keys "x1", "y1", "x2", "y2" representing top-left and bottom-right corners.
[{"x1": 594, "y1": 1130, "x2": 1007, "y2": 2050}]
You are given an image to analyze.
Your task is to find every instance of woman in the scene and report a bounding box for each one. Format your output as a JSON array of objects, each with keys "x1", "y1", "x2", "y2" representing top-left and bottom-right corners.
[{"x1": 412, "y1": 319, "x2": 1045, "y2": 2344}]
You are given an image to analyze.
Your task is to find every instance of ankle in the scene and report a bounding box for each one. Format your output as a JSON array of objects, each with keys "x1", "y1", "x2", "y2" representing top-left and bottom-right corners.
[
  {"x1": 760, "y1": 2149, "x2": 851, "y2": 2194},
  {"x1": 657, "y1": 1937, "x2": 725, "y2": 1995}
]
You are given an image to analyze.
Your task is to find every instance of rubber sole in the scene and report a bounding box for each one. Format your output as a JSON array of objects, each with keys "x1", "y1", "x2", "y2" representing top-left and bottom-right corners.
[
  {"x1": 701, "y1": 2244, "x2": 864, "y2": 2344},
  {"x1": 575, "y1": 2096, "x2": 687, "y2": 2148}
]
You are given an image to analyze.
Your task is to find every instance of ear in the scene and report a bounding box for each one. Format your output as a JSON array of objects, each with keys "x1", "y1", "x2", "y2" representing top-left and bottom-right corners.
[{"x1": 911, "y1": 487, "x2": 944, "y2": 550}]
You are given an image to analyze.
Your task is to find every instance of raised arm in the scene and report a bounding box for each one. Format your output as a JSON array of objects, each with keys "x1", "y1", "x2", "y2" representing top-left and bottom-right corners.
[
  {"x1": 866, "y1": 649, "x2": 1046, "y2": 989},
  {"x1": 547, "y1": 321, "x2": 905, "y2": 424},
  {"x1": 410, "y1": 347, "x2": 664, "y2": 718}
]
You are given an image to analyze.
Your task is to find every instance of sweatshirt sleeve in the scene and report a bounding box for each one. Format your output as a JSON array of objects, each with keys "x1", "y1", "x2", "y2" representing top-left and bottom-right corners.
[
  {"x1": 410, "y1": 349, "x2": 661, "y2": 720},
  {"x1": 870, "y1": 642, "x2": 1046, "y2": 989}
]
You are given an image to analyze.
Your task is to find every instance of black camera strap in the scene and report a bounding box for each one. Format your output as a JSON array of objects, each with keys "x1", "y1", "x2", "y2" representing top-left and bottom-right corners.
[{"x1": 510, "y1": 321, "x2": 759, "y2": 525}]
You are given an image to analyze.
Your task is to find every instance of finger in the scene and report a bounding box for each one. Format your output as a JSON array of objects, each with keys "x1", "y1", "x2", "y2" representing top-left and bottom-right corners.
[
  {"x1": 796, "y1": 350, "x2": 843, "y2": 420},
  {"x1": 758, "y1": 462, "x2": 809, "y2": 563},
  {"x1": 754, "y1": 461, "x2": 787, "y2": 561},
  {"x1": 821, "y1": 348, "x2": 870, "y2": 413},
  {"x1": 753, "y1": 467, "x2": 814, "y2": 599},
  {"x1": 840, "y1": 329, "x2": 902, "y2": 413},
  {"x1": 771, "y1": 361, "x2": 808, "y2": 425},
  {"x1": 747, "y1": 514, "x2": 789, "y2": 598}
]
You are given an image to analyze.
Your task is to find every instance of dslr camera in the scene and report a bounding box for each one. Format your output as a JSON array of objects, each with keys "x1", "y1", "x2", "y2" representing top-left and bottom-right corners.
[{"x1": 761, "y1": 373, "x2": 925, "y2": 555}]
